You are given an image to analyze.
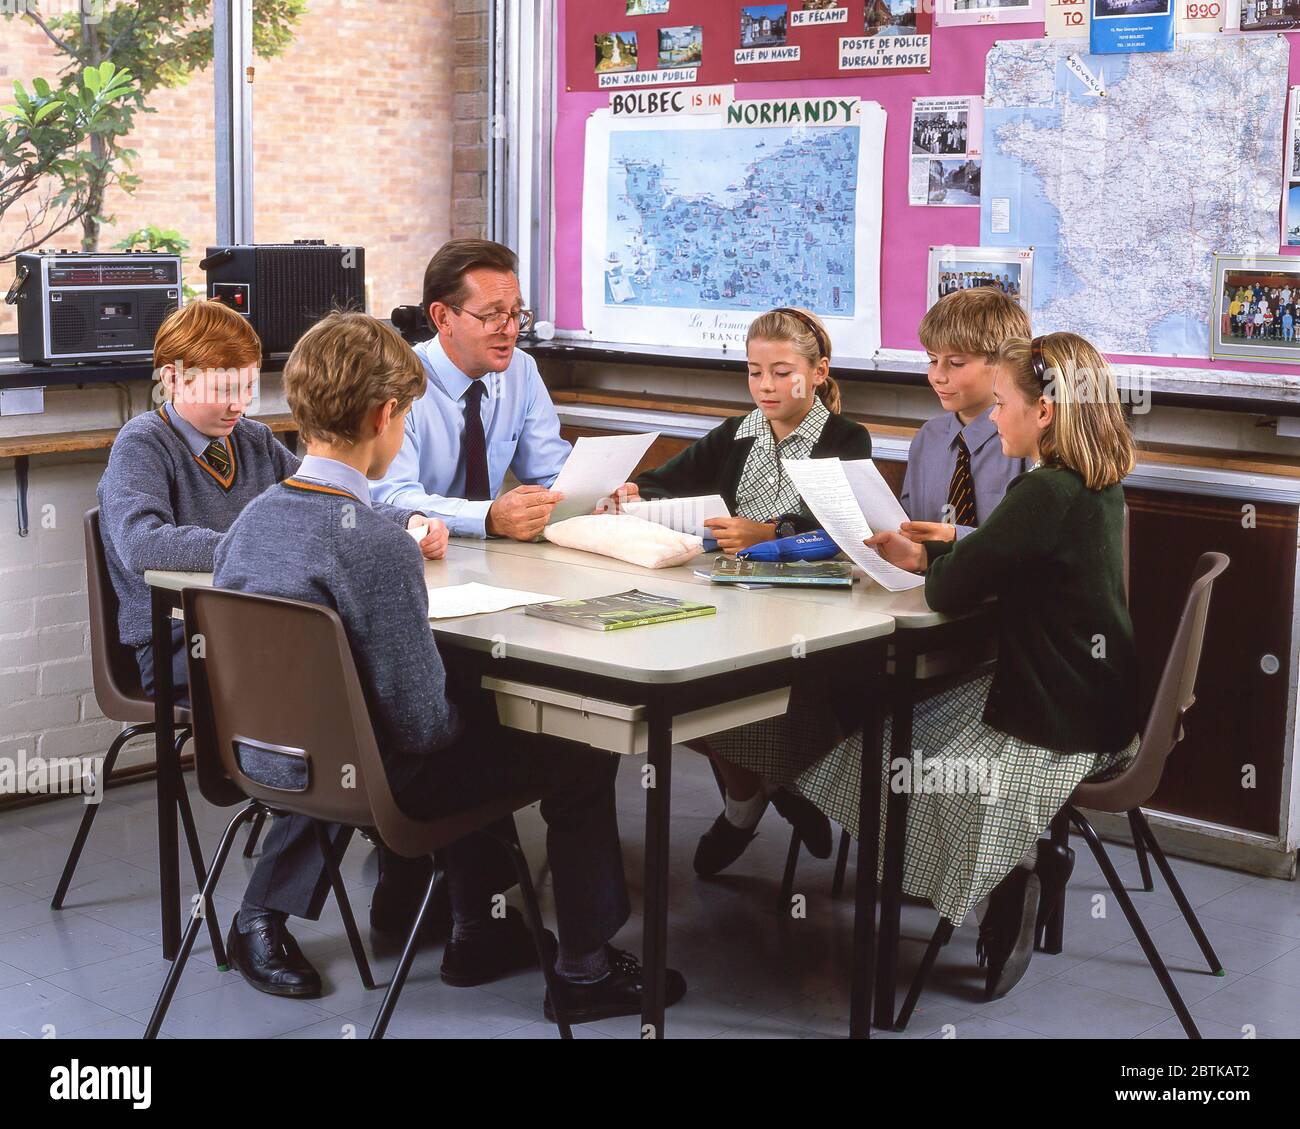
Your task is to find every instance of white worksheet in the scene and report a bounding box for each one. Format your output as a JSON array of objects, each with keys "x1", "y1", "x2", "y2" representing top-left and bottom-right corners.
[
  {"x1": 425, "y1": 583, "x2": 557, "y2": 620},
  {"x1": 620, "y1": 494, "x2": 730, "y2": 540},
  {"x1": 549, "y1": 432, "x2": 659, "y2": 523},
  {"x1": 841, "y1": 459, "x2": 912, "y2": 534},
  {"x1": 781, "y1": 458, "x2": 925, "y2": 592}
]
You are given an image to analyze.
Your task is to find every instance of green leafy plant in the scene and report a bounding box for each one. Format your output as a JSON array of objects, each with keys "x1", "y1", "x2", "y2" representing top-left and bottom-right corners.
[
  {"x1": 3, "y1": 1, "x2": 307, "y2": 254},
  {"x1": 114, "y1": 223, "x2": 201, "y2": 298},
  {"x1": 1, "y1": 62, "x2": 139, "y2": 261}
]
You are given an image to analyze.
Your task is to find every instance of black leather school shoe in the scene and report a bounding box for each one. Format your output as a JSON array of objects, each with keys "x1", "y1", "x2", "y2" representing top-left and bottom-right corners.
[
  {"x1": 978, "y1": 867, "x2": 1041, "y2": 1001},
  {"x1": 226, "y1": 912, "x2": 322, "y2": 999},
  {"x1": 694, "y1": 811, "x2": 762, "y2": 876},
  {"x1": 543, "y1": 946, "x2": 687, "y2": 1025}
]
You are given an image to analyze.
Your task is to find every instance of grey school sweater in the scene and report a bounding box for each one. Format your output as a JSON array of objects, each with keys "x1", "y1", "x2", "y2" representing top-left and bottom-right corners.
[
  {"x1": 213, "y1": 478, "x2": 461, "y2": 759},
  {"x1": 98, "y1": 408, "x2": 300, "y2": 648},
  {"x1": 98, "y1": 407, "x2": 417, "y2": 648}
]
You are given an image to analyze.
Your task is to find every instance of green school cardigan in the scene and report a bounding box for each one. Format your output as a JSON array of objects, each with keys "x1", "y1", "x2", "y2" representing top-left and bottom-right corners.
[{"x1": 923, "y1": 465, "x2": 1139, "y2": 755}]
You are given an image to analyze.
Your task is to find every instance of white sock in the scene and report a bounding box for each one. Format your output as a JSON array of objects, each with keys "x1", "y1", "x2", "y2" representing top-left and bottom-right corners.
[{"x1": 723, "y1": 788, "x2": 768, "y2": 829}]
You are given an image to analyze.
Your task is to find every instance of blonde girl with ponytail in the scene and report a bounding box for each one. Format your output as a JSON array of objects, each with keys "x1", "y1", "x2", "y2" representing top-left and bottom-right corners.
[{"x1": 633, "y1": 307, "x2": 873, "y2": 871}]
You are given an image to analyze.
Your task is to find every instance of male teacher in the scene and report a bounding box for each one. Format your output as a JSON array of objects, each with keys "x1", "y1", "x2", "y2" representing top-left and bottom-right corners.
[{"x1": 374, "y1": 238, "x2": 637, "y2": 537}]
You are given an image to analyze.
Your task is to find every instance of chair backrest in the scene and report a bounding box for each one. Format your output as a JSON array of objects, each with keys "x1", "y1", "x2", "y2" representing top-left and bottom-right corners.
[
  {"x1": 84, "y1": 507, "x2": 153, "y2": 723},
  {"x1": 1073, "y1": 551, "x2": 1229, "y2": 814},
  {"x1": 181, "y1": 585, "x2": 423, "y2": 851}
]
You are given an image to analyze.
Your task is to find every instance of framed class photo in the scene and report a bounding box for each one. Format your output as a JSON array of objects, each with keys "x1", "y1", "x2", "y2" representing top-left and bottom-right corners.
[
  {"x1": 1211, "y1": 253, "x2": 1300, "y2": 364},
  {"x1": 927, "y1": 245, "x2": 1033, "y2": 315}
]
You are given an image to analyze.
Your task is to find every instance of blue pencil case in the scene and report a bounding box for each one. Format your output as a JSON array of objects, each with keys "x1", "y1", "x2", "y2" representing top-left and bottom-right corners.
[{"x1": 737, "y1": 529, "x2": 841, "y2": 562}]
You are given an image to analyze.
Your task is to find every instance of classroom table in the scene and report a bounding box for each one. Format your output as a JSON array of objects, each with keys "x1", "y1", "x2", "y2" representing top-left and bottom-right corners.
[
  {"x1": 144, "y1": 544, "x2": 896, "y2": 1038},
  {"x1": 447, "y1": 535, "x2": 994, "y2": 1029}
]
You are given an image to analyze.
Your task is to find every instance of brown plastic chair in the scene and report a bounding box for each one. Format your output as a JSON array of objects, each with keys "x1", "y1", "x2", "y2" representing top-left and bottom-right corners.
[
  {"x1": 51, "y1": 510, "x2": 226, "y2": 964},
  {"x1": 894, "y1": 551, "x2": 1229, "y2": 1037},
  {"x1": 144, "y1": 586, "x2": 570, "y2": 1040}
]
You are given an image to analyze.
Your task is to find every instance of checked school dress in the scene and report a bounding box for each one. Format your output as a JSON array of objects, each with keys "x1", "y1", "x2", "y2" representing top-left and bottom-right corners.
[
  {"x1": 707, "y1": 672, "x2": 1136, "y2": 923},
  {"x1": 710, "y1": 465, "x2": 1141, "y2": 924}
]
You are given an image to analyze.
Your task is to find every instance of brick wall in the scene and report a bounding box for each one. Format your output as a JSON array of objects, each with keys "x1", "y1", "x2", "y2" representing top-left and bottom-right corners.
[
  {"x1": 452, "y1": 0, "x2": 490, "y2": 239},
  {"x1": 1, "y1": 0, "x2": 488, "y2": 331},
  {"x1": 0, "y1": 3, "x2": 492, "y2": 779}
]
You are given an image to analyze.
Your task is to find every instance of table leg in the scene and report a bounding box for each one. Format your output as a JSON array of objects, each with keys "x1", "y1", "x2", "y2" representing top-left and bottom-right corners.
[
  {"x1": 875, "y1": 646, "x2": 916, "y2": 1030},
  {"x1": 850, "y1": 645, "x2": 885, "y2": 1039},
  {"x1": 641, "y1": 698, "x2": 672, "y2": 1038},
  {"x1": 151, "y1": 587, "x2": 181, "y2": 960}
]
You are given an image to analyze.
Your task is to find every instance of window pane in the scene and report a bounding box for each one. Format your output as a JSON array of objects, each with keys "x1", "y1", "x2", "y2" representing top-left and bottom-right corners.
[
  {"x1": 251, "y1": 0, "x2": 461, "y2": 319},
  {"x1": 1, "y1": 3, "x2": 216, "y2": 332}
]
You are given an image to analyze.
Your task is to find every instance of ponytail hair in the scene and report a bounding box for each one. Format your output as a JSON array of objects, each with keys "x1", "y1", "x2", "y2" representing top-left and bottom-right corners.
[{"x1": 747, "y1": 306, "x2": 841, "y2": 414}]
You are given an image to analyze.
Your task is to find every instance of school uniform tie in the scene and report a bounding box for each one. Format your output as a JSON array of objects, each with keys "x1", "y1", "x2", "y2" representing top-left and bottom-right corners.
[
  {"x1": 462, "y1": 379, "x2": 490, "y2": 502},
  {"x1": 201, "y1": 439, "x2": 231, "y2": 479},
  {"x1": 947, "y1": 434, "x2": 978, "y2": 528}
]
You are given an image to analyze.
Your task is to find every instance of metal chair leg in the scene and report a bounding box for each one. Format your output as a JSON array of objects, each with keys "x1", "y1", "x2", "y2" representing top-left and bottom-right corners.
[
  {"x1": 830, "y1": 827, "x2": 851, "y2": 899},
  {"x1": 1129, "y1": 809, "x2": 1154, "y2": 892},
  {"x1": 1130, "y1": 809, "x2": 1224, "y2": 976},
  {"x1": 173, "y1": 731, "x2": 228, "y2": 970},
  {"x1": 243, "y1": 809, "x2": 267, "y2": 858},
  {"x1": 51, "y1": 722, "x2": 147, "y2": 909},
  {"x1": 1042, "y1": 810, "x2": 1070, "y2": 955},
  {"x1": 370, "y1": 862, "x2": 443, "y2": 1040},
  {"x1": 314, "y1": 821, "x2": 376, "y2": 990},
  {"x1": 1069, "y1": 807, "x2": 1201, "y2": 1038},
  {"x1": 779, "y1": 829, "x2": 801, "y2": 916},
  {"x1": 487, "y1": 822, "x2": 573, "y2": 1039},
  {"x1": 894, "y1": 918, "x2": 954, "y2": 1032},
  {"x1": 145, "y1": 804, "x2": 256, "y2": 1039}
]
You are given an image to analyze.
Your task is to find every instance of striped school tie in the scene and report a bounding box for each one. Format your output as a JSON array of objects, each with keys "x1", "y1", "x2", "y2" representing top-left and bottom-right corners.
[
  {"x1": 947, "y1": 434, "x2": 978, "y2": 528},
  {"x1": 202, "y1": 439, "x2": 232, "y2": 478}
]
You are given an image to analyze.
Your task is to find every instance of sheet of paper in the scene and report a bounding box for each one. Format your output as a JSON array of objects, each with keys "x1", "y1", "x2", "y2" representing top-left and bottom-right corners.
[
  {"x1": 549, "y1": 432, "x2": 659, "y2": 523},
  {"x1": 780, "y1": 459, "x2": 925, "y2": 592},
  {"x1": 425, "y1": 582, "x2": 557, "y2": 620},
  {"x1": 621, "y1": 494, "x2": 729, "y2": 540},
  {"x1": 840, "y1": 459, "x2": 912, "y2": 534}
]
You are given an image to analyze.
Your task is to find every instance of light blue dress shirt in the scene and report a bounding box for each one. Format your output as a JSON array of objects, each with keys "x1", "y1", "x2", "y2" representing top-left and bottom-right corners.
[
  {"x1": 294, "y1": 454, "x2": 373, "y2": 508},
  {"x1": 900, "y1": 406, "x2": 1029, "y2": 540},
  {"x1": 371, "y1": 335, "x2": 571, "y2": 537},
  {"x1": 163, "y1": 401, "x2": 214, "y2": 458}
]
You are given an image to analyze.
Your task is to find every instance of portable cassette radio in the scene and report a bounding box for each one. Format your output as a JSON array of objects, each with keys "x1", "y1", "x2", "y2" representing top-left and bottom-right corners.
[{"x1": 7, "y1": 251, "x2": 182, "y2": 366}]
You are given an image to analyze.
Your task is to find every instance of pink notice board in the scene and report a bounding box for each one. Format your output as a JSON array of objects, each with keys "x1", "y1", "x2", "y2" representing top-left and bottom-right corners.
[{"x1": 553, "y1": 2, "x2": 1300, "y2": 377}]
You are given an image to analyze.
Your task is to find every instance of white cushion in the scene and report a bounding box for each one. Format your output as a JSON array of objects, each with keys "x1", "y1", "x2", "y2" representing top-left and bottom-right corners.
[{"x1": 543, "y1": 514, "x2": 704, "y2": 569}]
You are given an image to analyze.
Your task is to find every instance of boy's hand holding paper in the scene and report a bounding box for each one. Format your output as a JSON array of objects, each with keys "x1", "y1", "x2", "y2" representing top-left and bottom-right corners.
[{"x1": 406, "y1": 515, "x2": 449, "y2": 560}]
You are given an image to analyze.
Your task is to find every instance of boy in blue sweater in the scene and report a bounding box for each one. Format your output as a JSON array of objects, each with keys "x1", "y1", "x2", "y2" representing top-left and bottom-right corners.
[
  {"x1": 216, "y1": 312, "x2": 684, "y2": 1022},
  {"x1": 97, "y1": 300, "x2": 447, "y2": 699}
]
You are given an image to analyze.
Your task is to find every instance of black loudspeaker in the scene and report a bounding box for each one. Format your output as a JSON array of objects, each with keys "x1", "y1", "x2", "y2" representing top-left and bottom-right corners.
[{"x1": 200, "y1": 241, "x2": 365, "y2": 357}]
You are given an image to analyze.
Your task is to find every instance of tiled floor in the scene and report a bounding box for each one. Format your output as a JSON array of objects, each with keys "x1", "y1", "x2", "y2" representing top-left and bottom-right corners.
[{"x1": 2, "y1": 748, "x2": 1299, "y2": 1039}]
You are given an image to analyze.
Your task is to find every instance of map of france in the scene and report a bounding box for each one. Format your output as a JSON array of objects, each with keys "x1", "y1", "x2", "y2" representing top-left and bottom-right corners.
[{"x1": 982, "y1": 38, "x2": 1287, "y2": 357}]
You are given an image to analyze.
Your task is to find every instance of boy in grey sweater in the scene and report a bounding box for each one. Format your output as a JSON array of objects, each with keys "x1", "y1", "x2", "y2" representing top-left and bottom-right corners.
[
  {"x1": 97, "y1": 299, "x2": 446, "y2": 698},
  {"x1": 216, "y1": 311, "x2": 683, "y2": 1023}
]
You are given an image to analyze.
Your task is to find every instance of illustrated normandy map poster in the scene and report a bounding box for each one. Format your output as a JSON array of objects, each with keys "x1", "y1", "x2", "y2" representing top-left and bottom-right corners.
[{"x1": 582, "y1": 97, "x2": 886, "y2": 358}]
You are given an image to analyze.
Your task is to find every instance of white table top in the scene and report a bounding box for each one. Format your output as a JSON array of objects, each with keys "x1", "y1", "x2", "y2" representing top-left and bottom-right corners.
[
  {"x1": 145, "y1": 543, "x2": 895, "y2": 686},
  {"x1": 449, "y1": 535, "x2": 955, "y2": 630}
]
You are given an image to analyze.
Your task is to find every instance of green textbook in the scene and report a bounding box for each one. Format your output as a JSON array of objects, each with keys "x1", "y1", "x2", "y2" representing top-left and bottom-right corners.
[
  {"x1": 700, "y1": 558, "x2": 855, "y2": 588},
  {"x1": 524, "y1": 589, "x2": 717, "y2": 631}
]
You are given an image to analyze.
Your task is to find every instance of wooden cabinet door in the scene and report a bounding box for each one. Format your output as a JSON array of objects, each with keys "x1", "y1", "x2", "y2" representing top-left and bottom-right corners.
[{"x1": 1125, "y1": 487, "x2": 1296, "y2": 837}]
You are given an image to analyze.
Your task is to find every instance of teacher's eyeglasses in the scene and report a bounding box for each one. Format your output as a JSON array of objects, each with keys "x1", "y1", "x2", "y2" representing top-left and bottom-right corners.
[{"x1": 449, "y1": 305, "x2": 535, "y2": 335}]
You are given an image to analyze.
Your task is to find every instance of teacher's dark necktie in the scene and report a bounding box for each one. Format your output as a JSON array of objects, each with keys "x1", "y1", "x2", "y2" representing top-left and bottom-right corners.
[
  {"x1": 947, "y1": 434, "x2": 978, "y2": 528},
  {"x1": 462, "y1": 380, "x2": 490, "y2": 502}
]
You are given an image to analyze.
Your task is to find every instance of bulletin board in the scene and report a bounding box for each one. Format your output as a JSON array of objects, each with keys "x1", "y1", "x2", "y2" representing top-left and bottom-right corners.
[{"x1": 553, "y1": 0, "x2": 1300, "y2": 380}]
